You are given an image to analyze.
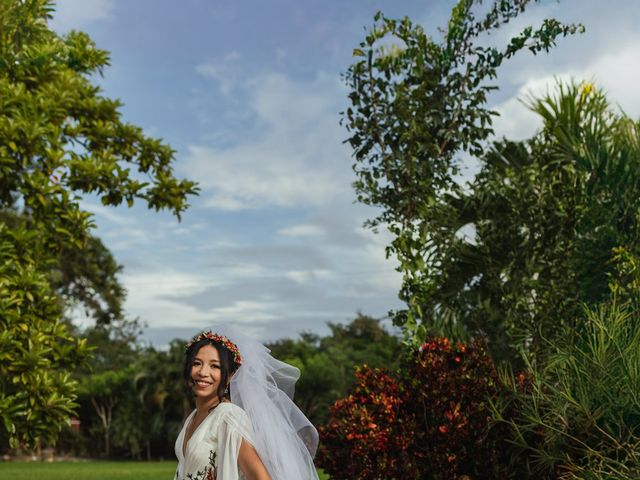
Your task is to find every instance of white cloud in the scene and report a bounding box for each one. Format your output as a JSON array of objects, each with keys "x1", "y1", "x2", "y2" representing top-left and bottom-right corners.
[
  {"x1": 354, "y1": 229, "x2": 403, "y2": 293},
  {"x1": 492, "y1": 76, "x2": 561, "y2": 141},
  {"x1": 184, "y1": 72, "x2": 350, "y2": 210},
  {"x1": 491, "y1": 28, "x2": 640, "y2": 141},
  {"x1": 285, "y1": 269, "x2": 331, "y2": 284},
  {"x1": 278, "y1": 224, "x2": 325, "y2": 237},
  {"x1": 587, "y1": 45, "x2": 640, "y2": 118},
  {"x1": 196, "y1": 51, "x2": 241, "y2": 95},
  {"x1": 203, "y1": 192, "x2": 249, "y2": 211},
  {"x1": 122, "y1": 270, "x2": 217, "y2": 328},
  {"x1": 82, "y1": 201, "x2": 206, "y2": 251},
  {"x1": 50, "y1": 0, "x2": 114, "y2": 31}
]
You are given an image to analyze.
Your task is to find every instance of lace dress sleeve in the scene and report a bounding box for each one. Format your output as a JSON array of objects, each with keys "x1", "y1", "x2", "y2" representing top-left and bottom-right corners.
[{"x1": 213, "y1": 404, "x2": 256, "y2": 480}]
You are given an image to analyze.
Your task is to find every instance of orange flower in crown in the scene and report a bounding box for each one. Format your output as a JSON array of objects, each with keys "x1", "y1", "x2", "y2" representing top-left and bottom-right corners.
[{"x1": 185, "y1": 331, "x2": 243, "y2": 366}]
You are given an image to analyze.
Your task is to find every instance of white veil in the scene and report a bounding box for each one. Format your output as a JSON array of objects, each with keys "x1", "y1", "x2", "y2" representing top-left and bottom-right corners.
[{"x1": 216, "y1": 325, "x2": 319, "y2": 480}]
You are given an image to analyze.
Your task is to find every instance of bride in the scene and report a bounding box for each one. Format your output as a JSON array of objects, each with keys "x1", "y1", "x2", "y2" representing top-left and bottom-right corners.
[{"x1": 174, "y1": 327, "x2": 319, "y2": 480}]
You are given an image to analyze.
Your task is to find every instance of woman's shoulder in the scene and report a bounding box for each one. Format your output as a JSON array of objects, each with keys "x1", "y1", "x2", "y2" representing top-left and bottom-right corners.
[
  {"x1": 215, "y1": 401, "x2": 248, "y2": 419},
  {"x1": 205, "y1": 402, "x2": 254, "y2": 441}
]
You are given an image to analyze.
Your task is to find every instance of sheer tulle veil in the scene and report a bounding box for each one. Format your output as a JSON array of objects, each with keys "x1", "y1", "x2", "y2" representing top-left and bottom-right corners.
[{"x1": 215, "y1": 325, "x2": 320, "y2": 480}]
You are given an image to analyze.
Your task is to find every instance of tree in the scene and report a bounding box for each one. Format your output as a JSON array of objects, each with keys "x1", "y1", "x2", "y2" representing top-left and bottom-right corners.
[
  {"x1": 440, "y1": 83, "x2": 640, "y2": 362},
  {"x1": 0, "y1": 224, "x2": 91, "y2": 450},
  {"x1": 0, "y1": 208, "x2": 127, "y2": 325},
  {"x1": 55, "y1": 318, "x2": 141, "y2": 458},
  {"x1": 53, "y1": 234, "x2": 126, "y2": 325},
  {"x1": 0, "y1": 0, "x2": 197, "y2": 448},
  {"x1": 70, "y1": 325, "x2": 189, "y2": 460},
  {"x1": 495, "y1": 260, "x2": 640, "y2": 479},
  {"x1": 128, "y1": 340, "x2": 190, "y2": 460},
  {"x1": 267, "y1": 314, "x2": 402, "y2": 425},
  {"x1": 78, "y1": 368, "x2": 131, "y2": 458},
  {"x1": 342, "y1": 1, "x2": 583, "y2": 359}
]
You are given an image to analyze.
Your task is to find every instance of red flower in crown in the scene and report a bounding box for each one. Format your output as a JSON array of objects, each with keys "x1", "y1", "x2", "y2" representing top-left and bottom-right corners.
[{"x1": 185, "y1": 331, "x2": 243, "y2": 366}]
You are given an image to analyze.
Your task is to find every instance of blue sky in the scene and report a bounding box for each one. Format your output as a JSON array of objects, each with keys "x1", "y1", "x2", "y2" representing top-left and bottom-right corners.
[{"x1": 50, "y1": 0, "x2": 640, "y2": 346}]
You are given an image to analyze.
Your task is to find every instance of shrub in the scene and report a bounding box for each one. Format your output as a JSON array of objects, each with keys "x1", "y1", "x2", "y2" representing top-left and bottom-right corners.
[
  {"x1": 318, "y1": 338, "x2": 511, "y2": 479},
  {"x1": 404, "y1": 338, "x2": 511, "y2": 479},
  {"x1": 318, "y1": 366, "x2": 415, "y2": 479}
]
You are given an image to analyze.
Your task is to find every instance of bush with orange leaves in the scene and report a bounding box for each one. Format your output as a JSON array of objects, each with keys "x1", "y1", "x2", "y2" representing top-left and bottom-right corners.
[{"x1": 317, "y1": 337, "x2": 512, "y2": 479}]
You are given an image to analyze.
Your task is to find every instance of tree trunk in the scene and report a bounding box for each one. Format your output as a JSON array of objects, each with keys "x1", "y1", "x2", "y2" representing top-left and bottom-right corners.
[{"x1": 91, "y1": 396, "x2": 116, "y2": 457}]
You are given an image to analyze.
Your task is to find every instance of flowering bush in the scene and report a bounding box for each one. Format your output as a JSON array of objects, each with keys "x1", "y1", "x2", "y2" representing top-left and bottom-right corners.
[{"x1": 318, "y1": 337, "x2": 512, "y2": 479}]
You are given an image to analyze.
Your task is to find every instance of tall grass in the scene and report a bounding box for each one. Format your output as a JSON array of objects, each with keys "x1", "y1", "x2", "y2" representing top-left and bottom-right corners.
[{"x1": 498, "y1": 301, "x2": 640, "y2": 479}]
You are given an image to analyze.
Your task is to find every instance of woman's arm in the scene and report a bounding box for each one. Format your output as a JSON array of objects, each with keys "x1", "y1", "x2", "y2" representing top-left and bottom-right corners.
[{"x1": 238, "y1": 439, "x2": 271, "y2": 480}]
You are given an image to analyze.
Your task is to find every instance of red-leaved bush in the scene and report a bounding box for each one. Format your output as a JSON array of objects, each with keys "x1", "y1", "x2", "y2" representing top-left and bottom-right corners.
[
  {"x1": 318, "y1": 366, "x2": 416, "y2": 479},
  {"x1": 318, "y1": 337, "x2": 512, "y2": 479}
]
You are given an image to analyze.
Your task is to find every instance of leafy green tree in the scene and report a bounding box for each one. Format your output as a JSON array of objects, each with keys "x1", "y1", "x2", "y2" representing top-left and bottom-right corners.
[
  {"x1": 78, "y1": 368, "x2": 132, "y2": 458},
  {"x1": 0, "y1": 224, "x2": 91, "y2": 449},
  {"x1": 0, "y1": 209, "x2": 127, "y2": 325},
  {"x1": 72, "y1": 320, "x2": 138, "y2": 458},
  {"x1": 0, "y1": 0, "x2": 197, "y2": 448},
  {"x1": 267, "y1": 314, "x2": 402, "y2": 425},
  {"x1": 343, "y1": 1, "x2": 584, "y2": 358},
  {"x1": 73, "y1": 329, "x2": 190, "y2": 460},
  {"x1": 128, "y1": 340, "x2": 190, "y2": 460},
  {"x1": 440, "y1": 83, "x2": 640, "y2": 362}
]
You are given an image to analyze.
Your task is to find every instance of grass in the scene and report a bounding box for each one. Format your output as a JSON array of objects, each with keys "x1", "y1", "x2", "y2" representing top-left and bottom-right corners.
[
  {"x1": 0, "y1": 461, "x2": 176, "y2": 479},
  {"x1": 0, "y1": 460, "x2": 330, "y2": 479}
]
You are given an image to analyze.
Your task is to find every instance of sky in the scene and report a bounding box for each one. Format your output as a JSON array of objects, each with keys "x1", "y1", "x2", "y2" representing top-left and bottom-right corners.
[{"x1": 49, "y1": 0, "x2": 640, "y2": 347}]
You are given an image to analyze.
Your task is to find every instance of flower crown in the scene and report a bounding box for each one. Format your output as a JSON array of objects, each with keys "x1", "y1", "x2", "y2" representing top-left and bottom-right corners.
[{"x1": 185, "y1": 331, "x2": 243, "y2": 366}]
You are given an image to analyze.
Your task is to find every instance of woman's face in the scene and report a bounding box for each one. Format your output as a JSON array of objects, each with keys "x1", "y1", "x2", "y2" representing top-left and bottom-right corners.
[{"x1": 190, "y1": 344, "x2": 222, "y2": 400}]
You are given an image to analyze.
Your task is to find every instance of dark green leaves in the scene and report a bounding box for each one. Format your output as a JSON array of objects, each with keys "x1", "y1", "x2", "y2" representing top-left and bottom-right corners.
[
  {"x1": 343, "y1": 1, "x2": 584, "y2": 357},
  {"x1": 0, "y1": 0, "x2": 198, "y2": 448}
]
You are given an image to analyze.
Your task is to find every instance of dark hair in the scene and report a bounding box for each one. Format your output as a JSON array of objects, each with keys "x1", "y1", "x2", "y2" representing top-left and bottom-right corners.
[{"x1": 183, "y1": 338, "x2": 240, "y2": 401}]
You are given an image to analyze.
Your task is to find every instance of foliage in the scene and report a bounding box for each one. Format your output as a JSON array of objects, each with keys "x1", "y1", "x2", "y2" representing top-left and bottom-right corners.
[
  {"x1": 0, "y1": 225, "x2": 91, "y2": 449},
  {"x1": 0, "y1": 0, "x2": 197, "y2": 220},
  {"x1": 78, "y1": 367, "x2": 132, "y2": 458},
  {"x1": 125, "y1": 340, "x2": 191, "y2": 460},
  {"x1": 73, "y1": 326, "x2": 188, "y2": 460},
  {"x1": 0, "y1": 0, "x2": 197, "y2": 448},
  {"x1": 609, "y1": 246, "x2": 640, "y2": 311},
  {"x1": 496, "y1": 300, "x2": 640, "y2": 480},
  {"x1": 266, "y1": 314, "x2": 402, "y2": 425},
  {"x1": 416, "y1": 81, "x2": 640, "y2": 362},
  {"x1": 343, "y1": 0, "x2": 583, "y2": 355},
  {"x1": 318, "y1": 366, "x2": 413, "y2": 480},
  {"x1": 404, "y1": 338, "x2": 510, "y2": 478},
  {"x1": 52, "y1": 235, "x2": 126, "y2": 325},
  {"x1": 0, "y1": 209, "x2": 126, "y2": 325},
  {"x1": 318, "y1": 337, "x2": 511, "y2": 479}
]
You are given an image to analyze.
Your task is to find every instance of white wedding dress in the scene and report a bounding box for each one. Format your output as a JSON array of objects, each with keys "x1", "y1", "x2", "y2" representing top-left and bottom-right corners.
[
  {"x1": 175, "y1": 326, "x2": 320, "y2": 480},
  {"x1": 174, "y1": 402, "x2": 255, "y2": 480}
]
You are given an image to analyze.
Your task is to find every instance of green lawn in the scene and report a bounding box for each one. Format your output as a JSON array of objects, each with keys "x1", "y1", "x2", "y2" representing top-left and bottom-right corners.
[{"x1": 0, "y1": 460, "x2": 329, "y2": 479}]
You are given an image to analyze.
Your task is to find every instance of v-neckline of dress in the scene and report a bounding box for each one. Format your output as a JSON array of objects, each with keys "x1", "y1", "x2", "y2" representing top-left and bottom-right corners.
[
  {"x1": 181, "y1": 403, "x2": 224, "y2": 458},
  {"x1": 182, "y1": 409, "x2": 210, "y2": 458}
]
